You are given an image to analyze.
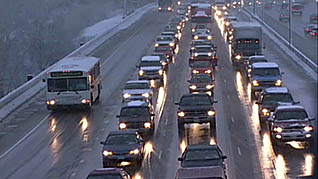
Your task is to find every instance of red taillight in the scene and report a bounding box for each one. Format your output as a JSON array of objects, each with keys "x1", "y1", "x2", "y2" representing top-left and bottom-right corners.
[{"x1": 307, "y1": 29, "x2": 312, "y2": 32}]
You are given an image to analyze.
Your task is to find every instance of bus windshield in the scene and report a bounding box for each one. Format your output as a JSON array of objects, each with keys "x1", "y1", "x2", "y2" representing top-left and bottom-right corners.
[{"x1": 48, "y1": 77, "x2": 88, "y2": 92}]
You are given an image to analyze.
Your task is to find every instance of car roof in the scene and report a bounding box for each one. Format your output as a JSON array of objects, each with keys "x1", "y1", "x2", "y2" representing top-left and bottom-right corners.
[
  {"x1": 264, "y1": 87, "x2": 289, "y2": 94},
  {"x1": 108, "y1": 130, "x2": 139, "y2": 135},
  {"x1": 194, "y1": 45, "x2": 211, "y2": 48},
  {"x1": 124, "y1": 100, "x2": 148, "y2": 107},
  {"x1": 126, "y1": 80, "x2": 149, "y2": 84},
  {"x1": 252, "y1": 62, "x2": 279, "y2": 68},
  {"x1": 88, "y1": 168, "x2": 123, "y2": 176},
  {"x1": 248, "y1": 55, "x2": 265, "y2": 60},
  {"x1": 141, "y1": 56, "x2": 161, "y2": 61},
  {"x1": 276, "y1": 105, "x2": 305, "y2": 111}
]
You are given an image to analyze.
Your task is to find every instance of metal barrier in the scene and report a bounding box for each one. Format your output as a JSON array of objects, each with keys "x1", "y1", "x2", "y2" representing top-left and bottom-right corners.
[
  {"x1": 0, "y1": 3, "x2": 156, "y2": 120},
  {"x1": 243, "y1": 8, "x2": 317, "y2": 73}
]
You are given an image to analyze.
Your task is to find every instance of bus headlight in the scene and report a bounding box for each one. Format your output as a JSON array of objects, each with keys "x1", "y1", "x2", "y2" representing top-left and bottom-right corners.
[
  {"x1": 194, "y1": 35, "x2": 199, "y2": 40},
  {"x1": 142, "y1": 93, "x2": 150, "y2": 98},
  {"x1": 304, "y1": 126, "x2": 313, "y2": 132},
  {"x1": 178, "y1": 111, "x2": 185, "y2": 117},
  {"x1": 189, "y1": 85, "x2": 197, "y2": 90},
  {"x1": 144, "y1": 122, "x2": 152, "y2": 128},
  {"x1": 206, "y1": 84, "x2": 214, "y2": 89},
  {"x1": 275, "y1": 80, "x2": 282, "y2": 86},
  {"x1": 169, "y1": 42, "x2": 175, "y2": 47},
  {"x1": 159, "y1": 69, "x2": 163, "y2": 75},
  {"x1": 119, "y1": 123, "x2": 127, "y2": 129},
  {"x1": 274, "y1": 127, "x2": 283, "y2": 133},
  {"x1": 139, "y1": 70, "x2": 144, "y2": 76},
  {"x1": 129, "y1": 148, "x2": 140, "y2": 155},
  {"x1": 207, "y1": 35, "x2": 212, "y2": 40},
  {"x1": 252, "y1": 80, "x2": 260, "y2": 87},
  {"x1": 208, "y1": 110, "x2": 216, "y2": 116},
  {"x1": 103, "y1": 150, "x2": 113, "y2": 156}
]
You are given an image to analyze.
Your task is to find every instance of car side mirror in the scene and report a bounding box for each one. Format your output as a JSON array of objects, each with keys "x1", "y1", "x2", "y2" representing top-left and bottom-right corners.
[
  {"x1": 293, "y1": 101, "x2": 300, "y2": 105},
  {"x1": 42, "y1": 79, "x2": 46, "y2": 83},
  {"x1": 100, "y1": 141, "x2": 105, "y2": 145},
  {"x1": 222, "y1": 156, "x2": 227, "y2": 160},
  {"x1": 178, "y1": 157, "x2": 183, "y2": 161},
  {"x1": 116, "y1": 115, "x2": 120, "y2": 118}
]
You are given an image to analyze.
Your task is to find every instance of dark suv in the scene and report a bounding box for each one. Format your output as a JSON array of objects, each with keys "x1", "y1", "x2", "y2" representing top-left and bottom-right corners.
[
  {"x1": 188, "y1": 74, "x2": 215, "y2": 97},
  {"x1": 117, "y1": 101, "x2": 155, "y2": 137},
  {"x1": 256, "y1": 87, "x2": 299, "y2": 122},
  {"x1": 100, "y1": 130, "x2": 145, "y2": 168},
  {"x1": 175, "y1": 94, "x2": 217, "y2": 135},
  {"x1": 86, "y1": 168, "x2": 131, "y2": 179},
  {"x1": 267, "y1": 105, "x2": 315, "y2": 146},
  {"x1": 249, "y1": 62, "x2": 283, "y2": 100}
]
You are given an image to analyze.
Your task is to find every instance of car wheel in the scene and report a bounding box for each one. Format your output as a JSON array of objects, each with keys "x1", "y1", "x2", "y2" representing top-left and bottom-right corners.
[{"x1": 270, "y1": 135, "x2": 277, "y2": 146}]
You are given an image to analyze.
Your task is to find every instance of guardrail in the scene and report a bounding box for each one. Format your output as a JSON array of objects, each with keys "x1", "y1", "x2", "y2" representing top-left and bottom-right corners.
[
  {"x1": 243, "y1": 8, "x2": 317, "y2": 73},
  {"x1": 0, "y1": 3, "x2": 156, "y2": 120}
]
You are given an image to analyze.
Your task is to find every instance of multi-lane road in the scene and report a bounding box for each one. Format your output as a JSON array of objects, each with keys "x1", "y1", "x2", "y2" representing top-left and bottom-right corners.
[{"x1": 0, "y1": 4, "x2": 316, "y2": 179}]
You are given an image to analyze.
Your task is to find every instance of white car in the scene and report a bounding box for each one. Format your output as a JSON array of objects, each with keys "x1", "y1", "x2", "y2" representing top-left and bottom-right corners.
[{"x1": 122, "y1": 80, "x2": 153, "y2": 103}]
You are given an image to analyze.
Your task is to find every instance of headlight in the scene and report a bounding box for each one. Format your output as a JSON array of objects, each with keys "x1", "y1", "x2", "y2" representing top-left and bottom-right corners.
[
  {"x1": 129, "y1": 148, "x2": 140, "y2": 155},
  {"x1": 275, "y1": 80, "x2": 282, "y2": 86},
  {"x1": 208, "y1": 35, "x2": 212, "y2": 40},
  {"x1": 47, "y1": 99, "x2": 56, "y2": 105},
  {"x1": 144, "y1": 122, "x2": 152, "y2": 128},
  {"x1": 192, "y1": 28, "x2": 195, "y2": 32},
  {"x1": 155, "y1": 43, "x2": 159, "y2": 47},
  {"x1": 158, "y1": 7, "x2": 162, "y2": 10},
  {"x1": 177, "y1": 26, "x2": 181, "y2": 30},
  {"x1": 252, "y1": 80, "x2": 259, "y2": 87},
  {"x1": 194, "y1": 53, "x2": 198, "y2": 57},
  {"x1": 235, "y1": 55, "x2": 241, "y2": 60},
  {"x1": 142, "y1": 93, "x2": 150, "y2": 98},
  {"x1": 169, "y1": 42, "x2": 175, "y2": 47},
  {"x1": 205, "y1": 70, "x2": 212, "y2": 74},
  {"x1": 175, "y1": 34, "x2": 178, "y2": 38},
  {"x1": 206, "y1": 84, "x2": 214, "y2": 89},
  {"x1": 178, "y1": 111, "x2": 185, "y2": 117},
  {"x1": 216, "y1": 10, "x2": 221, "y2": 15},
  {"x1": 81, "y1": 99, "x2": 91, "y2": 104},
  {"x1": 186, "y1": 17, "x2": 189, "y2": 21},
  {"x1": 189, "y1": 85, "x2": 197, "y2": 90},
  {"x1": 304, "y1": 126, "x2": 313, "y2": 132},
  {"x1": 159, "y1": 69, "x2": 163, "y2": 75},
  {"x1": 229, "y1": 31, "x2": 233, "y2": 34},
  {"x1": 262, "y1": 108, "x2": 270, "y2": 116},
  {"x1": 223, "y1": 6, "x2": 227, "y2": 10},
  {"x1": 225, "y1": 22, "x2": 230, "y2": 26},
  {"x1": 208, "y1": 52, "x2": 212, "y2": 56},
  {"x1": 166, "y1": 55, "x2": 170, "y2": 59},
  {"x1": 208, "y1": 110, "x2": 216, "y2": 116},
  {"x1": 161, "y1": 61, "x2": 167, "y2": 66},
  {"x1": 248, "y1": 69, "x2": 252, "y2": 73},
  {"x1": 119, "y1": 123, "x2": 127, "y2": 129},
  {"x1": 274, "y1": 127, "x2": 283, "y2": 133},
  {"x1": 194, "y1": 35, "x2": 199, "y2": 40},
  {"x1": 192, "y1": 70, "x2": 199, "y2": 74},
  {"x1": 168, "y1": 7, "x2": 172, "y2": 11},
  {"x1": 123, "y1": 93, "x2": 131, "y2": 98},
  {"x1": 177, "y1": 1, "x2": 181, "y2": 5},
  {"x1": 139, "y1": 70, "x2": 144, "y2": 76},
  {"x1": 103, "y1": 150, "x2": 113, "y2": 156}
]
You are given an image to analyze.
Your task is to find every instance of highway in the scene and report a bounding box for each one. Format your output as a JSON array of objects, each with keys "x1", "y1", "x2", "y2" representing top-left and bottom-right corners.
[
  {"x1": 246, "y1": 0, "x2": 318, "y2": 64},
  {"x1": 0, "y1": 4, "x2": 316, "y2": 179}
]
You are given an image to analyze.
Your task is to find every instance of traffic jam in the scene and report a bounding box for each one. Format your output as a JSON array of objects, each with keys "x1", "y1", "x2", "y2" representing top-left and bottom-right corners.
[{"x1": 38, "y1": 0, "x2": 316, "y2": 179}]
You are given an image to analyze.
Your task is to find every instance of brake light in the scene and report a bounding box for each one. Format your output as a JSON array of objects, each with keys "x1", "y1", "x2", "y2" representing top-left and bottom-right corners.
[{"x1": 307, "y1": 29, "x2": 312, "y2": 32}]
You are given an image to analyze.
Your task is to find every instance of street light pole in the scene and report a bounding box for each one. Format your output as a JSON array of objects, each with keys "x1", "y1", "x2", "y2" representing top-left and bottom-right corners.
[
  {"x1": 288, "y1": 0, "x2": 292, "y2": 48},
  {"x1": 261, "y1": 0, "x2": 264, "y2": 20}
]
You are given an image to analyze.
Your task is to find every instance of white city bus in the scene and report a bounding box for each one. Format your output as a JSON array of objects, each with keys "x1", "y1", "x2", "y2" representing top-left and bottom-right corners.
[{"x1": 45, "y1": 56, "x2": 101, "y2": 110}]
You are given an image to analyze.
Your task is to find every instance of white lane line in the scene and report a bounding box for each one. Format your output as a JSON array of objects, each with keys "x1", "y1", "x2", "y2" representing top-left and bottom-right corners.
[
  {"x1": 0, "y1": 113, "x2": 51, "y2": 159},
  {"x1": 227, "y1": 95, "x2": 230, "y2": 100},
  {"x1": 224, "y1": 79, "x2": 227, "y2": 83},
  {"x1": 158, "y1": 151, "x2": 162, "y2": 159},
  {"x1": 71, "y1": 172, "x2": 76, "y2": 177},
  {"x1": 231, "y1": 116, "x2": 234, "y2": 123},
  {"x1": 237, "y1": 147, "x2": 242, "y2": 156}
]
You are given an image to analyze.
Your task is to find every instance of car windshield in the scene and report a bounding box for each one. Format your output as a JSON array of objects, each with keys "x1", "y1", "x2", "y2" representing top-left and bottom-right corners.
[
  {"x1": 155, "y1": 47, "x2": 171, "y2": 52},
  {"x1": 87, "y1": 174, "x2": 122, "y2": 179},
  {"x1": 124, "y1": 83, "x2": 149, "y2": 90},
  {"x1": 191, "y1": 75, "x2": 213, "y2": 83},
  {"x1": 263, "y1": 94, "x2": 293, "y2": 104},
  {"x1": 140, "y1": 61, "x2": 162, "y2": 67},
  {"x1": 191, "y1": 16, "x2": 211, "y2": 23},
  {"x1": 180, "y1": 95, "x2": 212, "y2": 106},
  {"x1": 195, "y1": 47, "x2": 211, "y2": 52},
  {"x1": 106, "y1": 134, "x2": 138, "y2": 145},
  {"x1": 191, "y1": 61, "x2": 212, "y2": 68},
  {"x1": 157, "y1": 36, "x2": 172, "y2": 41},
  {"x1": 252, "y1": 68, "x2": 280, "y2": 76},
  {"x1": 48, "y1": 77, "x2": 88, "y2": 92},
  {"x1": 276, "y1": 111, "x2": 308, "y2": 120},
  {"x1": 120, "y1": 107, "x2": 150, "y2": 117}
]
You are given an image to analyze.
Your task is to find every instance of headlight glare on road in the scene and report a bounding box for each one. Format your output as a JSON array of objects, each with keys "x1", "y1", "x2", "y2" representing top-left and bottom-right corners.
[
  {"x1": 129, "y1": 148, "x2": 140, "y2": 155},
  {"x1": 275, "y1": 79, "x2": 282, "y2": 86},
  {"x1": 103, "y1": 150, "x2": 113, "y2": 156},
  {"x1": 144, "y1": 122, "x2": 152, "y2": 128},
  {"x1": 304, "y1": 126, "x2": 313, "y2": 132},
  {"x1": 119, "y1": 123, "x2": 127, "y2": 129},
  {"x1": 208, "y1": 110, "x2": 216, "y2": 116},
  {"x1": 178, "y1": 111, "x2": 185, "y2": 117}
]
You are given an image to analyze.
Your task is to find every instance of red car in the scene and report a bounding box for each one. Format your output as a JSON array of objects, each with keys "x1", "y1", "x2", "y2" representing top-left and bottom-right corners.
[
  {"x1": 154, "y1": 46, "x2": 174, "y2": 62},
  {"x1": 190, "y1": 61, "x2": 214, "y2": 77}
]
